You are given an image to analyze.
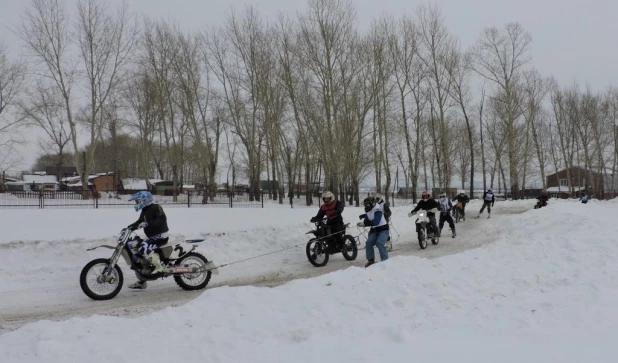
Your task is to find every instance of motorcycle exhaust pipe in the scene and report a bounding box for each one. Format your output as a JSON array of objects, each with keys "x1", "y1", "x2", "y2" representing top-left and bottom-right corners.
[
  {"x1": 164, "y1": 261, "x2": 219, "y2": 275},
  {"x1": 165, "y1": 266, "x2": 199, "y2": 274}
]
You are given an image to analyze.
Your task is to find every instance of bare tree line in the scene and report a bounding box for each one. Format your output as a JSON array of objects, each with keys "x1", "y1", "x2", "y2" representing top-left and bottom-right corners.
[{"x1": 4, "y1": 0, "x2": 618, "y2": 203}]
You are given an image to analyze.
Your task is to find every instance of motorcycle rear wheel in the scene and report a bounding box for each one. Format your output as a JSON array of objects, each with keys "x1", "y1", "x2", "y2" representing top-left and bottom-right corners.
[
  {"x1": 173, "y1": 252, "x2": 212, "y2": 291},
  {"x1": 341, "y1": 235, "x2": 358, "y2": 261},
  {"x1": 80, "y1": 258, "x2": 124, "y2": 301}
]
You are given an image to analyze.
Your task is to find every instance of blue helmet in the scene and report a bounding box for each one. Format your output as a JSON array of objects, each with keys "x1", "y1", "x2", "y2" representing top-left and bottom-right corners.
[{"x1": 129, "y1": 191, "x2": 153, "y2": 212}]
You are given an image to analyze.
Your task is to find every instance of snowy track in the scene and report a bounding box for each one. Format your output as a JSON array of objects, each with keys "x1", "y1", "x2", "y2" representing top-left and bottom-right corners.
[{"x1": 0, "y1": 202, "x2": 531, "y2": 334}]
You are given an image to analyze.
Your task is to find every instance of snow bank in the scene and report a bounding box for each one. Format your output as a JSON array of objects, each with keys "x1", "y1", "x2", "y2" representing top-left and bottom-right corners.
[{"x1": 1, "y1": 200, "x2": 617, "y2": 362}]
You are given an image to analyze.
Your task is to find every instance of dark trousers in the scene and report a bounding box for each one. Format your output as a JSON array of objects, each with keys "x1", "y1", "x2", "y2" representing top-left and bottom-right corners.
[
  {"x1": 439, "y1": 213, "x2": 455, "y2": 232},
  {"x1": 479, "y1": 201, "x2": 492, "y2": 214},
  {"x1": 326, "y1": 223, "x2": 345, "y2": 242}
]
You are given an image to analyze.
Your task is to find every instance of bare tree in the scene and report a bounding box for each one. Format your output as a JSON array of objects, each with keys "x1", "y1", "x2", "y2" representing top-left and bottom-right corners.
[
  {"x1": 20, "y1": 82, "x2": 71, "y2": 180},
  {"x1": 523, "y1": 70, "x2": 550, "y2": 189},
  {"x1": 417, "y1": 3, "x2": 456, "y2": 191},
  {"x1": 448, "y1": 47, "x2": 475, "y2": 196},
  {"x1": 471, "y1": 22, "x2": 531, "y2": 199},
  {"x1": 296, "y1": 0, "x2": 359, "y2": 197},
  {"x1": 387, "y1": 14, "x2": 425, "y2": 202},
  {"x1": 18, "y1": 0, "x2": 137, "y2": 192},
  {"x1": 0, "y1": 41, "x2": 27, "y2": 133}
]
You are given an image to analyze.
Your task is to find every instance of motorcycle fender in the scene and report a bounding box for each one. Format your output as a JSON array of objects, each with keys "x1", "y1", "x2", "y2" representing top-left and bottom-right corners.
[
  {"x1": 87, "y1": 244, "x2": 132, "y2": 266},
  {"x1": 86, "y1": 244, "x2": 116, "y2": 251},
  {"x1": 204, "y1": 260, "x2": 219, "y2": 275},
  {"x1": 161, "y1": 241, "x2": 197, "y2": 260}
]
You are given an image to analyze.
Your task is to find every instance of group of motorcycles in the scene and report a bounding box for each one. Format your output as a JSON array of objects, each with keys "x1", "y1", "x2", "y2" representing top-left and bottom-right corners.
[
  {"x1": 304, "y1": 203, "x2": 467, "y2": 267},
  {"x1": 79, "y1": 201, "x2": 463, "y2": 300}
]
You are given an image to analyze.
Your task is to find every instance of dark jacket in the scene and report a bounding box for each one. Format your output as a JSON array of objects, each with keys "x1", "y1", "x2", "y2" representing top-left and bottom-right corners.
[
  {"x1": 411, "y1": 198, "x2": 440, "y2": 215},
  {"x1": 129, "y1": 203, "x2": 169, "y2": 237},
  {"x1": 537, "y1": 195, "x2": 549, "y2": 203},
  {"x1": 482, "y1": 192, "x2": 495, "y2": 206},
  {"x1": 453, "y1": 194, "x2": 470, "y2": 206},
  {"x1": 313, "y1": 200, "x2": 344, "y2": 225},
  {"x1": 377, "y1": 200, "x2": 392, "y2": 222}
]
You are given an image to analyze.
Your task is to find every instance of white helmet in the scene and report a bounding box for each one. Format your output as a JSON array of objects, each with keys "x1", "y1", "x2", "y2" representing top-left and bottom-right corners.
[{"x1": 322, "y1": 191, "x2": 335, "y2": 204}]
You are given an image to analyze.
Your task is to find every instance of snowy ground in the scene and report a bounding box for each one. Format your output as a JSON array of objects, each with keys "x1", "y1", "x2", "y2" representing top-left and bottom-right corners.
[{"x1": 2, "y1": 198, "x2": 616, "y2": 362}]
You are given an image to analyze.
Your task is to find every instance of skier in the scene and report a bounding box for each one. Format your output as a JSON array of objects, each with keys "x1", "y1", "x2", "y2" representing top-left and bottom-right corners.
[
  {"x1": 409, "y1": 190, "x2": 440, "y2": 237},
  {"x1": 372, "y1": 193, "x2": 393, "y2": 251},
  {"x1": 476, "y1": 188, "x2": 495, "y2": 219},
  {"x1": 127, "y1": 191, "x2": 169, "y2": 290},
  {"x1": 358, "y1": 196, "x2": 389, "y2": 268},
  {"x1": 536, "y1": 190, "x2": 549, "y2": 208},
  {"x1": 438, "y1": 193, "x2": 456, "y2": 238},
  {"x1": 310, "y1": 191, "x2": 345, "y2": 252},
  {"x1": 579, "y1": 193, "x2": 589, "y2": 204}
]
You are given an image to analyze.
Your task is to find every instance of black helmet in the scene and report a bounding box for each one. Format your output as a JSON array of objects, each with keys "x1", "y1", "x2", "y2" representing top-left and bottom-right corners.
[{"x1": 363, "y1": 197, "x2": 376, "y2": 211}]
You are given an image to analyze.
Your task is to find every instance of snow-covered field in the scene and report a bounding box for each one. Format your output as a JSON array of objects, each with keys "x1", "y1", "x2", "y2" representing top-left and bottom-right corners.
[{"x1": 1, "y1": 198, "x2": 616, "y2": 362}]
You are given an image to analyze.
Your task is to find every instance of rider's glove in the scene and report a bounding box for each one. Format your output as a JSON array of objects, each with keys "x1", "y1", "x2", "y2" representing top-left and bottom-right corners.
[
  {"x1": 408, "y1": 212, "x2": 415, "y2": 217},
  {"x1": 310, "y1": 217, "x2": 318, "y2": 223},
  {"x1": 357, "y1": 221, "x2": 365, "y2": 227},
  {"x1": 358, "y1": 214, "x2": 366, "y2": 220},
  {"x1": 138, "y1": 222, "x2": 148, "y2": 229}
]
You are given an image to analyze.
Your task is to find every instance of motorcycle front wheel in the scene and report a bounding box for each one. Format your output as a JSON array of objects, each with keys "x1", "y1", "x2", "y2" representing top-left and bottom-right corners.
[
  {"x1": 418, "y1": 227, "x2": 428, "y2": 249},
  {"x1": 306, "y1": 238, "x2": 329, "y2": 267},
  {"x1": 80, "y1": 258, "x2": 124, "y2": 301}
]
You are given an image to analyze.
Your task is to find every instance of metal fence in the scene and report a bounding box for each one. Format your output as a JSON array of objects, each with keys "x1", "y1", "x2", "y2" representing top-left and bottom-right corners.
[{"x1": 0, "y1": 190, "x2": 265, "y2": 209}]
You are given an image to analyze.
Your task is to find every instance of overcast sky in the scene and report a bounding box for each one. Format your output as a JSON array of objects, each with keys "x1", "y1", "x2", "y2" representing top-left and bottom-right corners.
[{"x1": 1, "y1": 0, "x2": 617, "y2": 174}]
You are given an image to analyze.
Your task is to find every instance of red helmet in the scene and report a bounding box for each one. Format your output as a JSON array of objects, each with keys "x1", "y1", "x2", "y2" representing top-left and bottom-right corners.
[{"x1": 421, "y1": 190, "x2": 430, "y2": 199}]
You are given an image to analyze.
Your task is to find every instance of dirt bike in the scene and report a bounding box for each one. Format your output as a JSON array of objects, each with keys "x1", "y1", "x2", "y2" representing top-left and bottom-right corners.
[
  {"x1": 452, "y1": 203, "x2": 465, "y2": 223},
  {"x1": 79, "y1": 226, "x2": 218, "y2": 301},
  {"x1": 305, "y1": 219, "x2": 358, "y2": 267},
  {"x1": 409, "y1": 208, "x2": 439, "y2": 249}
]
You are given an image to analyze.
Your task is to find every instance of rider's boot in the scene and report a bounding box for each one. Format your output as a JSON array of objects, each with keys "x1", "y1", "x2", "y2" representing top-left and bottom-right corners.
[
  {"x1": 452, "y1": 228, "x2": 456, "y2": 238},
  {"x1": 487, "y1": 212, "x2": 491, "y2": 219},
  {"x1": 365, "y1": 259, "x2": 375, "y2": 268},
  {"x1": 147, "y1": 253, "x2": 165, "y2": 274},
  {"x1": 128, "y1": 280, "x2": 147, "y2": 289}
]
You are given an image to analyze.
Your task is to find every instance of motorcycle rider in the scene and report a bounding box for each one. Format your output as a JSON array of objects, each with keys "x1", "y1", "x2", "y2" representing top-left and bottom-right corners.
[
  {"x1": 409, "y1": 190, "x2": 440, "y2": 238},
  {"x1": 438, "y1": 193, "x2": 456, "y2": 238},
  {"x1": 310, "y1": 191, "x2": 345, "y2": 252},
  {"x1": 127, "y1": 191, "x2": 169, "y2": 289},
  {"x1": 358, "y1": 196, "x2": 389, "y2": 268},
  {"x1": 536, "y1": 190, "x2": 549, "y2": 208},
  {"x1": 452, "y1": 192, "x2": 470, "y2": 220},
  {"x1": 476, "y1": 188, "x2": 495, "y2": 219}
]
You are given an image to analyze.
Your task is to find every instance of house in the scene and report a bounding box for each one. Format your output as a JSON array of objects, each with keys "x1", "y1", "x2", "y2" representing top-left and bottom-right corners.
[
  {"x1": 260, "y1": 180, "x2": 279, "y2": 190},
  {"x1": 397, "y1": 187, "x2": 418, "y2": 198},
  {"x1": 546, "y1": 167, "x2": 603, "y2": 198},
  {"x1": 45, "y1": 166, "x2": 78, "y2": 181},
  {"x1": 90, "y1": 173, "x2": 117, "y2": 191},
  {"x1": 120, "y1": 178, "x2": 149, "y2": 194},
  {"x1": 151, "y1": 180, "x2": 176, "y2": 196},
  {"x1": 21, "y1": 174, "x2": 59, "y2": 191}
]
